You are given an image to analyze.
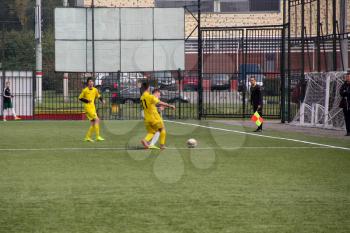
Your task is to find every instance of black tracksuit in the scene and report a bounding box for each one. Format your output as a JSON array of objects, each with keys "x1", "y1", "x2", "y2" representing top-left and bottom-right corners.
[
  {"x1": 340, "y1": 81, "x2": 350, "y2": 134},
  {"x1": 250, "y1": 84, "x2": 263, "y2": 130}
]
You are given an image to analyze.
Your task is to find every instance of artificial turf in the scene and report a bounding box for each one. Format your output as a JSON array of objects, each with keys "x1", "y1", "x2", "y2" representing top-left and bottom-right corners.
[{"x1": 0, "y1": 120, "x2": 349, "y2": 233}]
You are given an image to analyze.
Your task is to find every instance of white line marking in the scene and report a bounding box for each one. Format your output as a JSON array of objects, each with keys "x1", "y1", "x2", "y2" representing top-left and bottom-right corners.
[
  {"x1": 165, "y1": 120, "x2": 350, "y2": 152},
  {"x1": 0, "y1": 147, "x2": 342, "y2": 152}
]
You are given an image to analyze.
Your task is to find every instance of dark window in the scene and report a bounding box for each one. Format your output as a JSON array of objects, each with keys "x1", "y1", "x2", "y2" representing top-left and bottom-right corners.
[
  {"x1": 221, "y1": 0, "x2": 250, "y2": 12},
  {"x1": 250, "y1": 0, "x2": 280, "y2": 11},
  {"x1": 221, "y1": 0, "x2": 280, "y2": 13},
  {"x1": 155, "y1": 0, "x2": 214, "y2": 12},
  {"x1": 155, "y1": 0, "x2": 280, "y2": 13}
]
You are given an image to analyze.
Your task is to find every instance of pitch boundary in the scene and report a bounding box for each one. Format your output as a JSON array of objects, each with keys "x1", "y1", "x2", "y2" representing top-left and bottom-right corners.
[
  {"x1": 165, "y1": 120, "x2": 350, "y2": 152},
  {"x1": 0, "y1": 146, "x2": 343, "y2": 152}
]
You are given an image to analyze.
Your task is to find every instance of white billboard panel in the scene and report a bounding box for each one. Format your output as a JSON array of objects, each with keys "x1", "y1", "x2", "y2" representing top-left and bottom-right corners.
[
  {"x1": 55, "y1": 7, "x2": 184, "y2": 72},
  {"x1": 120, "y1": 8, "x2": 153, "y2": 40},
  {"x1": 94, "y1": 41, "x2": 120, "y2": 72},
  {"x1": 86, "y1": 8, "x2": 121, "y2": 40},
  {"x1": 154, "y1": 40, "x2": 185, "y2": 71},
  {"x1": 55, "y1": 41, "x2": 86, "y2": 72},
  {"x1": 121, "y1": 41, "x2": 153, "y2": 72},
  {"x1": 55, "y1": 8, "x2": 86, "y2": 40},
  {"x1": 154, "y1": 8, "x2": 184, "y2": 40}
]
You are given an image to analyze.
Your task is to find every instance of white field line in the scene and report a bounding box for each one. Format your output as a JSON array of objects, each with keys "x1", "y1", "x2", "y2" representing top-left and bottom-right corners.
[
  {"x1": 0, "y1": 147, "x2": 343, "y2": 152},
  {"x1": 165, "y1": 120, "x2": 350, "y2": 152}
]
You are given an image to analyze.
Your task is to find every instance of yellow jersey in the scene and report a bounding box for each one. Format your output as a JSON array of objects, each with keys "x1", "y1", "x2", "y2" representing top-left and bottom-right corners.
[
  {"x1": 140, "y1": 91, "x2": 161, "y2": 123},
  {"x1": 79, "y1": 87, "x2": 101, "y2": 110}
]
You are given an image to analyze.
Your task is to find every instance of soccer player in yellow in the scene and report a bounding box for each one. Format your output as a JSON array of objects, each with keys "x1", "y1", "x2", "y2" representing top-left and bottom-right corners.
[
  {"x1": 79, "y1": 78, "x2": 105, "y2": 142},
  {"x1": 140, "y1": 83, "x2": 175, "y2": 150}
]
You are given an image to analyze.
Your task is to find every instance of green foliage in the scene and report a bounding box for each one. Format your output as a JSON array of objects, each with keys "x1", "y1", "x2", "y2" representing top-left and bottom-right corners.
[
  {"x1": 2, "y1": 30, "x2": 35, "y2": 70},
  {"x1": 0, "y1": 0, "x2": 62, "y2": 70}
]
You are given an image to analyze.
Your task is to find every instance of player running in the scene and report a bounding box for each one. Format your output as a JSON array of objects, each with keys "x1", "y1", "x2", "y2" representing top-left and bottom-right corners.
[
  {"x1": 79, "y1": 78, "x2": 105, "y2": 142},
  {"x1": 140, "y1": 83, "x2": 175, "y2": 150}
]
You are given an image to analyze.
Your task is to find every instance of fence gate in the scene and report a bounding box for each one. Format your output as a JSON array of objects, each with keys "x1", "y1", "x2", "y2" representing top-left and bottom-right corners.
[{"x1": 200, "y1": 26, "x2": 285, "y2": 119}]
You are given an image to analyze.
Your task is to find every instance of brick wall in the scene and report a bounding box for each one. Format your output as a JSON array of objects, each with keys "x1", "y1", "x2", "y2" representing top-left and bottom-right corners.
[
  {"x1": 84, "y1": 0, "x2": 283, "y2": 37},
  {"x1": 84, "y1": 0, "x2": 349, "y2": 37}
]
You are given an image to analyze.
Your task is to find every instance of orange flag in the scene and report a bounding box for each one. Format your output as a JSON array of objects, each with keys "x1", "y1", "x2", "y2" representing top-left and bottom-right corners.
[{"x1": 251, "y1": 111, "x2": 264, "y2": 126}]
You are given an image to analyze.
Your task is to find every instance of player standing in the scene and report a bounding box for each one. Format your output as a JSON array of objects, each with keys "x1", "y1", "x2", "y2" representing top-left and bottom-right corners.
[
  {"x1": 140, "y1": 83, "x2": 175, "y2": 149},
  {"x1": 79, "y1": 78, "x2": 105, "y2": 142},
  {"x1": 2, "y1": 81, "x2": 20, "y2": 121}
]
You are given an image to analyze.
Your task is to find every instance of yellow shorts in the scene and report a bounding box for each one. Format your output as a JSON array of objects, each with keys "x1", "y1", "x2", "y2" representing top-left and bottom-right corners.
[
  {"x1": 144, "y1": 120, "x2": 164, "y2": 134},
  {"x1": 85, "y1": 109, "x2": 98, "y2": 121}
]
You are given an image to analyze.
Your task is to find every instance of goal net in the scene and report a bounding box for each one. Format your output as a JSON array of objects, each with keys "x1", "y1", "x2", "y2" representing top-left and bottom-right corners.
[{"x1": 291, "y1": 72, "x2": 346, "y2": 130}]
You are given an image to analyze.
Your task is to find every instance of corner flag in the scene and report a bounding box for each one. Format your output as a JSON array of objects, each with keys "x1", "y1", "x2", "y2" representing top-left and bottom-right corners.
[{"x1": 251, "y1": 111, "x2": 263, "y2": 126}]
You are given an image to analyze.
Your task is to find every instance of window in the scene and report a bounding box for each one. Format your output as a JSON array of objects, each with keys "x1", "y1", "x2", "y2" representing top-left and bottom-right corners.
[
  {"x1": 250, "y1": 0, "x2": 280, "y2": 12},
  {"x1": 155, "y1": 0, "x2": 214, "y2": 13},
  {"x1": 221, "y1": 0, "x2": 250, "y2": 12},
  {"x1": 155, "y1": 0, "x2": 280, "y2": 13},
  {"x1": 221, "y1": 0, "x2": 280, "y2": 12}
]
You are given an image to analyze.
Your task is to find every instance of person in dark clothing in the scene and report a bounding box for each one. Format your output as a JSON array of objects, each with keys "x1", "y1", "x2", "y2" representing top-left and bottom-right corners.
[
  {"x1": 250, "y1": 76, "x2": 263, "y2": 132},
  {"x1": 339, "y1": 74, "x2": 350, "y2": 136},
  {"x1": 3, "y1": 81, "x2": 20, "y2": 121}
]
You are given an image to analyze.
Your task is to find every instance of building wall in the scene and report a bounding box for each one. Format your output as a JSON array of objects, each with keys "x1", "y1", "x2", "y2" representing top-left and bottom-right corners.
[
  {"x1": 84, "y1": 0, "x2": 350, "y2": 37},
  {"x1": 84, "y1": 0, "x2": 284, "y2": 37},
  {"x1": 290, "y1": 0, "x2": 350, "y2": 37}
]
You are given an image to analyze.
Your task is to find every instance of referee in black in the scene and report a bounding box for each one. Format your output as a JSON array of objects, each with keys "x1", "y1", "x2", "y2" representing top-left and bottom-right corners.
[
  {"x1": 250, "y1": 76, "x2": 263, "y2": 132},
  {"x1": 340, "y1": 73, "x2": 350, "y2": 136}
]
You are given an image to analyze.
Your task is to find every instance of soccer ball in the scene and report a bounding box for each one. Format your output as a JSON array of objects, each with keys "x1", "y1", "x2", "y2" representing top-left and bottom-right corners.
[{"x1": 187, "y1": 138, "x2": 197, "y2": 148}]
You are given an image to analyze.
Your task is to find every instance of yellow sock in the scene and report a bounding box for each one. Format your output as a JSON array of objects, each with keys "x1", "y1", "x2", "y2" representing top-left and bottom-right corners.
[
  {"x1": 145, "y1": 133, "x2": 154, "y2": 142},
  {"x1": 160, "y1": 129, "x2": 166, "y2": 145},
  {"x1": 95, "y1": 124, "x2": 100, "y2": 138},
  {"x1": 86, "y1": 126, "x2": 94, "y2": 138}
]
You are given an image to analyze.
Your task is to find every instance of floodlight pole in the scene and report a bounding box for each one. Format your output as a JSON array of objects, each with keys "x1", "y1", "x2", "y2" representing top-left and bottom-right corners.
[
  {"x1": 35, "y1": 0, "x2": 42, "y2": 103},
  {"x1": 63, "y1": 0, "x2": 69, "y2": 102}
]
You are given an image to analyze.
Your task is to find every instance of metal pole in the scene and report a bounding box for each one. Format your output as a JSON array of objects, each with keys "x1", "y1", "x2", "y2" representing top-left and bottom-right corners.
[
  {"x1": 35, "y1": 0, "x2": 42, "y2": 104},
  {"x1": 92, "y1": 0, "x2": 95, "y2": 74},
  {"x1": 332, "y1": 0, "x2": 337, "y2": 71},
  {"x1": 316, "y1": 0, "x2": 321, "y2": 72},
  {"x1": 281, "y1": 0, "x2": 287, "y2": 123},
  {"x1": 300, "y1": 0, "x2": 306, "y2": 108},
  {"x1": 287, "y1": 0, "x2": 291, "y2": 122},
  {"x1": 340, "y1": 0, "x2": 348, "y2": 71},
  {"x1": 197, "y1": 0, "x2": 202, "y2": 120},
  {"x1": 301, "y1": 0, "x2": 305, "y2": 76},
  {"x1": 63, "y1": 0, "x2": 69, "y2": 102}
]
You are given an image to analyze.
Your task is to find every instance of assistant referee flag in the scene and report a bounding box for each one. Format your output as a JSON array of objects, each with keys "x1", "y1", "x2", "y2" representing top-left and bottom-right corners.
[{"x1": 251, "y1": 111, "x2": 264, "y2": 127}]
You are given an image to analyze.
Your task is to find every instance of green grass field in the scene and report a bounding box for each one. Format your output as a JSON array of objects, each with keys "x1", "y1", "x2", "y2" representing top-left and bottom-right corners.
[{"x1": 0, "y1": 120, "x2": 350, "y2": 233}]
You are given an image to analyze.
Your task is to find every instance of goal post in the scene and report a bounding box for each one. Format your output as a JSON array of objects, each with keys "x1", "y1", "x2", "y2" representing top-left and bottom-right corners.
[{"x1": 292, "y1": 72, "x2": 346, "y2": 130}]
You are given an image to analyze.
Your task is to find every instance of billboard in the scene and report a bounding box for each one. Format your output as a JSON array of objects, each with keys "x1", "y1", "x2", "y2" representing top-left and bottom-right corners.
[{"x1": 55, "y1": 8, "x2": 185, "y2": 72}]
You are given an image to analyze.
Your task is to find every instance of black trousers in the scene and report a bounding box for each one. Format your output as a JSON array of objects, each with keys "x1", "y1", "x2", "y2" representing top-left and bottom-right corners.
[
  {"x1": 344, "y1": 108, "x2": 350, "y2": 133},
  {"x1": 253, "y1": 105, "x2": 263, "y2": 129}
]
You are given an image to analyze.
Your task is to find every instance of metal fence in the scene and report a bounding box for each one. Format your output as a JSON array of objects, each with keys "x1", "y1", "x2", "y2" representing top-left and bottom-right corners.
[
  {"x1": 287, "y1": 0, "x2": 350, "y2": 122},
  {"x1": 3, "y1": 1, "x2": 349, "y2": 121},
  {"x1": 200, "y1": 25, "x2": 285, "y2": 119},
  {"x1": 1, "y1": 69, "x2": 283, "y2": 120}
]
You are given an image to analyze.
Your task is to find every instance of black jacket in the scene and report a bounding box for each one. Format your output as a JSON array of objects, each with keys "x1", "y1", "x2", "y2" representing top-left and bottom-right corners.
[
  {"x1": 340, "y1": 82, "x2": 350, "y2": 110},
  {"x1": 3, "y1": 87, "x2": 12, "y2": 102},
  {"x1": 250, "y1": 84, "x2": 263, "y2": 107}
]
